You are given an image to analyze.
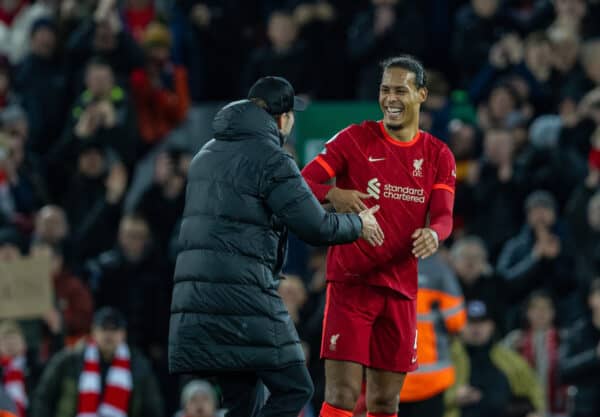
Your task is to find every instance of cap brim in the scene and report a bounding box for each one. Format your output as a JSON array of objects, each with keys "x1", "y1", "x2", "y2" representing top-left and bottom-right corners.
[{"x1": 293, "y1": 96, "x2": 307, "y2": 111}]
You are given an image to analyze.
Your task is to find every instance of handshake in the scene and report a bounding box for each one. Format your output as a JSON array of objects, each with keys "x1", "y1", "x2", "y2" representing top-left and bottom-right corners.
[
  {"x1": 326, "y1": 187, "x2": 384, "y2": 247},
  {"x1": 358, "y1": 205, "x2": 385, "y2": 247}
]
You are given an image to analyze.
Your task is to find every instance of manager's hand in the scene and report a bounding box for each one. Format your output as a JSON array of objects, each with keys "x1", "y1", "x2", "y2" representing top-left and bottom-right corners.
[
  {"x1": 327, "y1": 187, "x2": 372, "y2": 213},
  {"x1": 359, "y1": 205, "x2": 384, "y2": 247}
]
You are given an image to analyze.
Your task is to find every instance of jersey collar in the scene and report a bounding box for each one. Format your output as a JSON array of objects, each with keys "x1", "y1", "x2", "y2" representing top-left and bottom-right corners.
[{"x1": 379, "y1": 121, "x2": 421, "y2": 147}]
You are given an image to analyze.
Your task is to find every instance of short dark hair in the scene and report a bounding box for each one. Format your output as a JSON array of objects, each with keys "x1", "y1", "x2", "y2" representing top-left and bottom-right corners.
[
  {"x1": 380, "y1": 55, "x2": 427, "y2": 89},
  {"x1": 86, "y1": 56, "x2": 112, "y2": 73}
]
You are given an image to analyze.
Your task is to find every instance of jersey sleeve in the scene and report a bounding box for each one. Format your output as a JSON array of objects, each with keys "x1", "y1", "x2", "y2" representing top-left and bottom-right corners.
[
  {"x1": 429, "y1": 146, "x2": 456, "y2": 241},
  {"x1": 432, "y1": 145, "x2": 456, "y2": 194},
  {"x1": 301, "y1": 128, "x2": 350, "y2": 203}
]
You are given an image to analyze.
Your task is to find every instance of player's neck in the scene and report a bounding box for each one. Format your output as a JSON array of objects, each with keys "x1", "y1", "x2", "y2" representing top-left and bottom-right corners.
[{"x1": 383, "y1": 123, "x2": 419, "y2": 143}]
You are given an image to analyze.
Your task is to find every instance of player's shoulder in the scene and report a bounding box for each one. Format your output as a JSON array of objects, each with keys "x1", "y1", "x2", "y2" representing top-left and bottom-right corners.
[
  {"x1": 328, "y1": 120, "x2": 381, "y2": 144},
  {"x1": 421, "y1": 130, "x2": 453, "y2": 158}
]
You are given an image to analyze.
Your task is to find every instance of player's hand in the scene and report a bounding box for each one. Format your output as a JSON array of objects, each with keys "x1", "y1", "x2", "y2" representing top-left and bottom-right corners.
[
  {"x1": 326, "y1": 187, "x2": 372, "y2": 213},
  {"x1": 411, "y1": 228, "x2": 439, "y2": 259},
  {"x1": 358, "y1": 205, "x2": 384, "y2": 247}
]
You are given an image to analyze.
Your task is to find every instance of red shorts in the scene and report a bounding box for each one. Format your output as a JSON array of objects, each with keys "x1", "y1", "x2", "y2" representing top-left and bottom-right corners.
[{"x1": 320, "y1": 281, "x2": 418, "y2": 373}]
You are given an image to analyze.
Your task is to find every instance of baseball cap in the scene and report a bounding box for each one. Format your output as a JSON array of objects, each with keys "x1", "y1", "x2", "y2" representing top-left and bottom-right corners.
[
  {"x1": 467, "y1": 300, "x2": 492, "y2": 322},
  {"x1": 93, "y1": 307, "x2": 127, "y2": 330},
  {"x1": 247, "y1": 76, "x2": 307, "y2": 115},
  {"x1": 30, "y1": 17, "x2": 57, "y2": 36},
  {"x1": 525, "y1": 190, "x2": 557, "y2": 213}
]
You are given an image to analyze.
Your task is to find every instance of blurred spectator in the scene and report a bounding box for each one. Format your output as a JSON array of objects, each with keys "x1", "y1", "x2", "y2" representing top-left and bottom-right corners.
[
  {"x1": 123, "y1": 0, "x2": 156, "y2": 42},
  {"x1": 55, "y1": 57, "x2": 138, "y2": 167},
  {"x1": 242, "y1": 10, "x2": 314, "y2": 97},
  {"x1": 347, "y1": 0, "x2": 426, "y2": 99},
  {"x1": 518, "y1": 114, "x2": 586, "y2": 210},
  {"x1": 449, "y1": 236, "x2": 508, "y2": 331},
  {"x1": 130, "y1": 22, "x2": 190, "y2": 149},
  {"x1": 497, "y1": 190, "x2": 579, "y2": 328},
  {"x1": 84, "y1": 213, "x2": 170, "y2": 361},
  {"x1": 133, "y1": 147, "x2": 188, "y2": 250},
  {"x1": 470, "y1": 32, "x2": 555, "y2": 114},
  {"x1": 65, "y1": 0, "x2": 144, "y2": 93},
  {"x1": 559, "y1": 278, "x2": 600, "y2": 417},
  {"x1": 173, "y1": 0, "x2": 258, "y2": 102},
  {"x1": 290, "y1": 1, "x2": 348, "y2": 99},
  {"x1": 398, "y1": 254, "x2": 466, "y2": 417},
  {"x1": 0, "y1": 0, "x2": 52, "y2": 64},
  {"x1": 14, "y1": 17, "x2": 67, "y2": 155},
  {"x1": 461, "y1": 128, "x2": 525, "y2": 260},
  {"x1": 562, "y1": 38, "x2": 600, "y2": 102},
  {"x1": 547, "y1": 26, "x2": 582, "y2": 99},
  {"x1": 0, "y1": 112, "x2": 48, "y2": 234},
  {"x1": 0, "y1": 321, "x2": 28, "y2": 417},
  {"x1": 175, "y1": 380, "x2": 219, "y2": 417},
  {"x1": 31, "y1": 205, "x2": 68, "y2": 250},
  {"x1": 548, "y1": 0, "x2": 589, "y2": 38},
  {"x1": 41, "y1": 244, "x2": 94, "y2": 346},
  {"x1": 566, "y1": 169, "x2": 600, "y2": 289},
  {"x1": 55, "y1": 145, "x2": 127, "y2": 262},
  {"x1": 503, "y1": 291, "x2": 568, "y2": 415},
  {"x1": 31, "y1": 307, "x2": 164, "y2": 417},
  {"x1": 420, "y1": 70, "x2": 451, "y2": 141},
  {"x1": 451, "y1": 0, "x2": 518, "y2": 87},
  {"x1": 53, "y1": 0, "x2": 96, "y2": 49},
  {"x1": 0, "y1": 245, "x2": 64, "y2": 368},
  {"x1": 446, "y1": 300, "x2": 544, "y2": 417},
  {"x1": 476, "y1": 81, "x2": 530, "y2": 130}
]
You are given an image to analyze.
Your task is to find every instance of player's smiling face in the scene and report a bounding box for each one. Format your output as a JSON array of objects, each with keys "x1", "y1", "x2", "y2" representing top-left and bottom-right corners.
[{"x1": 379, "y1": 67, "x2": 427, "y2": 131}]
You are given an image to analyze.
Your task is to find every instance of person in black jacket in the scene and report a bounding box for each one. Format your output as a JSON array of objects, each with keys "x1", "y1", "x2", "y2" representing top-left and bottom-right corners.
[
  {"x1": 168, "y1": 76, "x2": 383, "y2": 417},
  {"x1": 559, "y1": 278, "x2": 600, "y2": 417},
  {"x1": 497, "y1": 190, "x2": 580, "y2": 329}
]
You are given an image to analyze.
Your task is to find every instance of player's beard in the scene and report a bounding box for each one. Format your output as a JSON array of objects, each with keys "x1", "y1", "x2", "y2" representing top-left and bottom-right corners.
[{"x1": 385, "y1": 122, "x2": 403, "y2": 131}]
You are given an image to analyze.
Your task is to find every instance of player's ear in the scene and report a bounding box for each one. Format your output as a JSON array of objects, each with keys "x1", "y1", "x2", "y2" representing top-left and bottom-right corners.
[{"x1": 418, "y1": 87, "x2": 428, "y2": 103}]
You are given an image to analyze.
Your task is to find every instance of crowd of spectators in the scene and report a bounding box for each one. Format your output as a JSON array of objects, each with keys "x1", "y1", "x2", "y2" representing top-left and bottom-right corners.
[{"x1": 1, "y1": 0, "x2": 600, "y2": 417}]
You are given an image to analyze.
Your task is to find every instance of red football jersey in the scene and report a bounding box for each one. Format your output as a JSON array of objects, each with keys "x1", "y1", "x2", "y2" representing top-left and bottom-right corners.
[{"x1": 305, "y1": 121, "x2": 456, "y2": 299}]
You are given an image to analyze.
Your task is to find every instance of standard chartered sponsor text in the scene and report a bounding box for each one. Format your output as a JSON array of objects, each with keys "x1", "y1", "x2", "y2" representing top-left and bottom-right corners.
[{"x1": 383, "y1": 184, "x2": 425, "y2": 203}]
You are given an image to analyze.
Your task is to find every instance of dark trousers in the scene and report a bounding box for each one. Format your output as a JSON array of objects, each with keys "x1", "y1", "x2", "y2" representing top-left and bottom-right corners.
[
  {"x1": 397, "y1": 392, "x2": 445, "y2": 417},
  {"x1": 216, "y1": 363, "x2": 314, "y2": 417}
]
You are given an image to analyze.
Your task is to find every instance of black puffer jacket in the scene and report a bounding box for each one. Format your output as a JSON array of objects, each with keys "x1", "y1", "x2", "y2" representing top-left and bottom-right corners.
[{"x1": 168, "y1": 100, "x2": 362, "y2": 374}]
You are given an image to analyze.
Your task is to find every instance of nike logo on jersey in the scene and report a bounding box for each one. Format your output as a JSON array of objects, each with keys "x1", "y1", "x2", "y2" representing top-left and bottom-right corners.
[{"x1": 368, "y1": 156, "x2": 386, "y2": 162}]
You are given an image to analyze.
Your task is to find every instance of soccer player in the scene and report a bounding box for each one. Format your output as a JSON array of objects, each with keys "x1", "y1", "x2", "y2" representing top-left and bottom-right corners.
[{"x1": 301, "y1": 55, "x2": 456, "y2": 417}]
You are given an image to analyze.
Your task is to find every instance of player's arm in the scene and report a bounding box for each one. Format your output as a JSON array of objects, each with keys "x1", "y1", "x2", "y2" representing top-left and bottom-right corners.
[
  {"x1": 301, "y1": 154, "x2": 338, "y2": 202},
  {"x1": 302, "y1": 130, "x2": 371, "y2": 213},
  {"x1": 412, "y1": 146, "x2": 456, "y2": 259}
]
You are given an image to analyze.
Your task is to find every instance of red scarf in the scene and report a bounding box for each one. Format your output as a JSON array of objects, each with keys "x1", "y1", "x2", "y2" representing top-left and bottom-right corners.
[
  {"x1": 0, "y1": 356, "x2": 27, "y2": 417},
  {"x1": 0, "y1": 1, "x2": 28, "y2": 26},
  {"x1": 519, "y1": 328, "x2": 566, "y2": 413},
  {"x1": 76, "y1": 342, "x2": 132, "y2": 417}
]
